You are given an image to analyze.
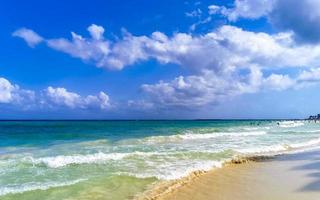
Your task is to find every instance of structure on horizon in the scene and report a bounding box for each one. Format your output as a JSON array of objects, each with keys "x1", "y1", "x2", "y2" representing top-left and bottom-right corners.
[{"x1": 307, "y1": 114, "x2": 320, "y2": 120}]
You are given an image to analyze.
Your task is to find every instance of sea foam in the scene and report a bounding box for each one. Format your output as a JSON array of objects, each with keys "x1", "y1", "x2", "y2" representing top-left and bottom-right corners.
[
  {"x1": 278, "y1": 121, "x2": 304, "y2": 128},
  {"x1": 33, "y1": 152, "x2": 128, "y2": 168},
  {"x1": 237, "y1": 137, "x2": 320, "y2": 155},
  {"x1": 0, "y1": 179, "x2": 86, "y2": 196},
  {"x1": 120, "y1": 160, "x2": 224, "y2": 180},
  {"x1": 32, "y1": 151, "x2": 169, "y2": 168},
  {"x1": 178, "y1": 131, "x2": 267, "y2": 140},
  {"x1": 139, "y1": 130, "x2": 268, "y2": 144}
]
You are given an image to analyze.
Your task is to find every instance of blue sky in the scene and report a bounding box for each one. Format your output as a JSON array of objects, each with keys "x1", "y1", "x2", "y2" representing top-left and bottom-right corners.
[{"x1": 1, "y1": 0, "x2": 320, "y2": 119}]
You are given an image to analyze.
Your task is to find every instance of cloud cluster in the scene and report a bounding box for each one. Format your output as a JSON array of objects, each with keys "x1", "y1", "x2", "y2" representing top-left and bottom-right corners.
[
  {"x1": 13, "y1": 20, "x2": 320, "y2": 108},
  {"x1": 14, "y1": 24, "x2": 320, "y2": 71},
  {"x1": 0, "y1": 78, "x2": 35, "y2": 104},
  {"x1": 12, "y1": 28, "x2": 43, "y2": 47},
  {"x1": 45, "y1": 87, "x2": 110, "y2": 109},
  {"x1": 0, "y1": 77, "x2": 111, "y2": 110},
  {"x1": 217, "y1": 0, "x2": 274, "y2": 21},
  {"x1": 211, "y1": 0, "x2": 320, "y2": 43},
  {"x1": 141, "y1": 70, "x2": 256, "y2": 107}
]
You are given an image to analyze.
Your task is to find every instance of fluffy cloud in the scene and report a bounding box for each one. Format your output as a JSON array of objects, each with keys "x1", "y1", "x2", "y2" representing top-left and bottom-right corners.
[
  {"x1": 0, "y1": 77, "x2": 111, "y2": 110},
  {"x1": 185, "y1": 8, "x2": 202, "y2": 18},
  {"x1": 141, "y1": 67, "x2": 320, "y2": 107},
  {"x1": 208, "y1": 5, "x2": 222, "y2": 15},
  {"x1": 14, "y1": 24, "x2": 320, "y2": 71},
  {"x1": 298, "y1": 68, "x2": 320, "y2": 82},
  {"x1": 216, "y1": 0, "x2": 320, "y2": 43},
  {"x1": 87, "y1": 24, "x2": 105, "y2": 40},
  {"x1": 0, "y1": 77, "x2": 35, "y2": 104},
  {"x1": 44, "y1": 87, "x2": 111, "y2": 109},
  {"x1": 46, "y1": 27, "x2": 111, "y2": 68},
  {"x1": 262, "y1": 74, "x2": 295, "y2": 91},
  {"x1": 13, "y1": 28, "x2": 44, "y2": 47},
  {"x1": 13, "y1": 22, "x2": 320, "y2": 108},
  {"x1": 270, "y1": 0, "x2": 320, "y2": 43},
  {"x1": 141, "y1": 70, "x2": 257, "y2": 107},
  {"x1": 0, "y1": 78, "x2": 16, "y2": 103},
  {"x1": 220, "y1": 0, "x2": 274, "y2": 21}
]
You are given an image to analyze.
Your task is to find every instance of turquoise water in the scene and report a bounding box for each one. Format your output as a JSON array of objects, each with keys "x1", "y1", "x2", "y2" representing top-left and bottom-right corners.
[{"x1": 1, "y1": 120, "x2": 320, "y2": 200}]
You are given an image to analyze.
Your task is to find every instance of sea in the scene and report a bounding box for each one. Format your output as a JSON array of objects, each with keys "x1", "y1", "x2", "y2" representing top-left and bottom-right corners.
[{"x1": 0, "y1": 120, "x2": 320, "y2": 200}]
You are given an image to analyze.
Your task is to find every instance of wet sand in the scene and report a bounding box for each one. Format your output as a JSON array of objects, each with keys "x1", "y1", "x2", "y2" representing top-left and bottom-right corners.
[{"x1": 151, "y1": 150, "x2": 320, "y2": 200}]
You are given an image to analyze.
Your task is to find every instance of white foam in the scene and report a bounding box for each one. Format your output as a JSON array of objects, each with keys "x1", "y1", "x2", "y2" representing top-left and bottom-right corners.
[
  {"x1": 237, "y1": 137, "x2": 320, "y2": 155},
  {"x1": 0, "y1": 179, "x2": 86, "y2": 196},
  {"x1": 120, "y1": 160, "x2": 225, "y2": 180},
  {"x1": 278, "y1": 121, "x2": 304, "y2": 128},
  {"x1": 33, "y1": 152, "x2": 129, "y2": 168},
  {"x1": 179, "y1": 131, "x2": 267, "y2": 140},
  {"x1": 236, "y1": 144, "x2": 288, "y2": 154},
  {"x1": 32, "y1": 151, "x2": 170, "y2": 168},
  {"x1": 290, "y1": 138, "x2": 320, "y2": 148},
  {"x1": 141, "y1": 131, "x2": 267, "y2": 143}
]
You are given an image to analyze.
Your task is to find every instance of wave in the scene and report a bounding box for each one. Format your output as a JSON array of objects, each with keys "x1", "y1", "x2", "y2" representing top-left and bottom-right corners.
[
  {"x1": 290, "y1": 138, "x2": 320, "y2": 148},
  {"x1": 32, "y1": 152, "x2": 129, "y2": 168},
  {"x1": 236, "y1": 137, "x2": 320, "y2": 155},
  {"x1": 119, "y1": 160, "x2": 224, "y2": 180},
  {"x1": 236, "y1": 145, "x2": 288, "y2": 154},
  {"x1": 30, "y1": 151, "x2": 171, "y2": 168},
  {"x1": 138, "y1": 131, "x2": 268, "y2": 144},
  {"x1": 0, "y1": 179, "x2": 86, "y2": 196},
  {"x1": 30, "y1": 136, "x2": 320, "y2": 170},
  {"x1": 130, "y1": 137, "x2": 320, "y2": 181},
  {"x1": 278, "y1": 121, "x2": 304, "y2": 128},
  {"x1": 178, "y1": 131, "x2": 267, "y2": 140}
]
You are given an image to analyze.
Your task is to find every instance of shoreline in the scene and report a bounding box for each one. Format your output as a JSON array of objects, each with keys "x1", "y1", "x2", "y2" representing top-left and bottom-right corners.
[{"x1": 137, "y1": 149, "x2": 320, "y2": 200}]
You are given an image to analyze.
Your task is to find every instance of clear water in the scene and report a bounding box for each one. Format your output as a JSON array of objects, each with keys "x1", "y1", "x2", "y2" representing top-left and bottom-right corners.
[{"x1": 1, "y1": 120, "x2": 320, "y2": 200}]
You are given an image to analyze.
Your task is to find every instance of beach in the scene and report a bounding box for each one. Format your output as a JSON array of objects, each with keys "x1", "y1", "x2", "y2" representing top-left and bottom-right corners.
[
  {"x1": 1, "y1": 120, "x2": 320, "y2": 200},
  {"x1": 149, "y1": 150, "x2": 320, "y2": 200}
]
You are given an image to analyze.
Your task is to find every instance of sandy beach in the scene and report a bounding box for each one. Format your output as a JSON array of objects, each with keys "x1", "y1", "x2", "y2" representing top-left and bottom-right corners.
[{"x1": 145, "y1": 150, "x2": 320, "y2": 200}]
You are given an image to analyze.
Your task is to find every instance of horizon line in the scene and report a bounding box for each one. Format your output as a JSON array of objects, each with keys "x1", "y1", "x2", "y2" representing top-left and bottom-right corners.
[{"x1": 0, "y1": 118, "x2": 306, "y2": 121}]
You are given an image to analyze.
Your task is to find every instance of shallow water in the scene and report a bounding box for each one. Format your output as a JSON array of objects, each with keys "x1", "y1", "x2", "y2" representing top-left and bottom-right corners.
[{"x1": 1, "y1": 120, "x2": 320, "y2": 199}]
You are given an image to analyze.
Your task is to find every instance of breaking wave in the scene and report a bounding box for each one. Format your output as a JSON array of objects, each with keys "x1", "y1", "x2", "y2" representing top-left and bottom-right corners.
[
  {"x1": 0, "y1": 179, "x2": 86, "y2": 196},
  {"x1": 278, "y1": 121, "x2": 304, "y2": 128},
  {"x1": 31, "y1": 151, "x2": 166, "y2": 168},
  {"x1": 119, "y1": 160, "x2": 224, "y2": 180},
  {"x1": 137, "y1": 130, "x2": 268, "y2": 144}
]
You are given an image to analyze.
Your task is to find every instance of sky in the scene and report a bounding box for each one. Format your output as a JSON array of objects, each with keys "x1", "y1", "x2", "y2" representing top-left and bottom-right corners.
[{"x1": 1, "y1": 0, "x2": 320, "y2": 119}]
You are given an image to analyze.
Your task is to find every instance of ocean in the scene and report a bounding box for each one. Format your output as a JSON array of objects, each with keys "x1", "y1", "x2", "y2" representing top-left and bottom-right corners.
[{"x1": 0, "y1": 120, "x2": 320, "y2": 200}]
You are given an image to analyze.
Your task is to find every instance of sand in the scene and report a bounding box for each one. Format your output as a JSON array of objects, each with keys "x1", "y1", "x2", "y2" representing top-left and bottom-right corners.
[{"x1": 146, "y1": 150, "x2": 320, "y2": 200}]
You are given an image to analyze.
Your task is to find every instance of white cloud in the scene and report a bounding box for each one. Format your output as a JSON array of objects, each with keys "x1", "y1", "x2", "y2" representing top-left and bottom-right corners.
[
  {"x1": 208, "y1": 5, "x2": 221, "y2": 15},
  {"x1": 46, "y1": 31, "x2": 111, "y2": 67},
  {"x1": 45, "y1": 87, "x2": 81, "y2": 108},
  {"x1": 16, "y1": 24, "x2": 320, "y2": 71},
  {"x1": 87, "y1": 24, "x2": 105, "y2": 40},
  {"x1": 13, "y1": 23, "x2": 320, "y2": 109},
  {"x1": 140, "y1": 68, "x2": 320, "y2": 107},
  {"x1": 0, "y1": 78, "x2": 16, "y2": 103},
  {"x1": 270, "y1": 0, "x2": 320, "y2": 43},
  {"x1": 140, "y1": 67, "x2": 258, "y2": 107},
  {"x1": 105, "y1": 25, "x2": 320, "y2": 72},
  {"x1": 44, "y1": 86, "x2": 111, "y2": 109},
  {"x1": 84, "y1": 92, "x2": 110, "y2": 109},
  {"x1": 185, "y1": 8, "x2": 202, "y2": 18},
  {"x1": 217, "y1": 0, "x2": 320, "y2": 43},
  {"x1": 263, "y1": 74, "x2": 295, "y2": 91},
  {"x1": 298, "y1": 68, "x2": 320, "y2": 82},
  {"x1": 222, "y1": 0, "x2": 274, "y2": 21},
  {"x1": 12, "y1": 28, "x2": 44, "y2": 47},
  {"x1": 0, "y1": 77, "x2": 35, "y2": 105},
  {"x1": 0, "y1": 77, "x2": 112, "y2": 110},
  {"x1": 141, "y1": 70, "x2": 247, "y2": 107}
]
